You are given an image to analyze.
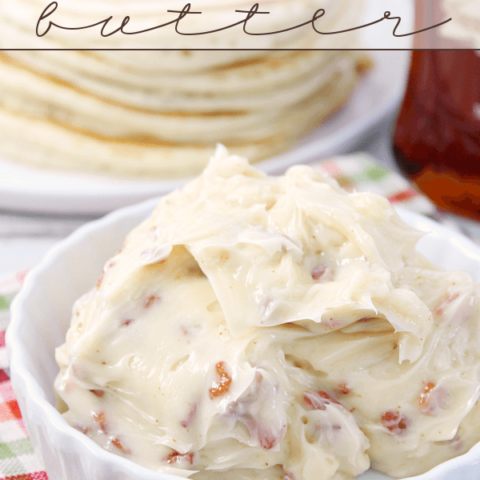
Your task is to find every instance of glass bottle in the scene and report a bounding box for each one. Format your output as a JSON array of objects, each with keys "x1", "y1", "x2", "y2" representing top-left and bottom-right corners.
[{"x1": 393, "y1": 0, "x2": 480, "y2": 220}]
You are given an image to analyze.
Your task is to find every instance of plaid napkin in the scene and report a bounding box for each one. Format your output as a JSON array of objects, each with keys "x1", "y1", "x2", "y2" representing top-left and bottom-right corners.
[
  {"x1": 0, "y1": 155, "x2": 436, "y2": 479},
  {"x1": 0, "y1": 271, "x2": 47, "y2": 480}
]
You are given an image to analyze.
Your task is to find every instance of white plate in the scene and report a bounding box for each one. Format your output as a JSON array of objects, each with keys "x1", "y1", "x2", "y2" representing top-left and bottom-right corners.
[
  {"x1": 7, "y1": 200, "x2": 480, "y2": 480},
  {"x1": 0, "y1": 0, "x2": 413, "y2": 216}
]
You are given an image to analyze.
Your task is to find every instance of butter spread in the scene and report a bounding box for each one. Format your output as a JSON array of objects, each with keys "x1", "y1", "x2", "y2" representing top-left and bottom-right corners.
[{"x1": 55, "y1": 147, "x2": 480, "y2": 479}]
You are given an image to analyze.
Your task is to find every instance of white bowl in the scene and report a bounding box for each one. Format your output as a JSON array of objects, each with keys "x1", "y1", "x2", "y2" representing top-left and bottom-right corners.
[{"x1": 8, "y1": 199, "x2": 480, "y2": 480}]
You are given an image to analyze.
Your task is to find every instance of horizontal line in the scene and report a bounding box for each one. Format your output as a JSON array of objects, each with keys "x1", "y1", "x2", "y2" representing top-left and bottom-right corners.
[{"x1": 0, "y1": 48, "x2": 477, "y2": 51}]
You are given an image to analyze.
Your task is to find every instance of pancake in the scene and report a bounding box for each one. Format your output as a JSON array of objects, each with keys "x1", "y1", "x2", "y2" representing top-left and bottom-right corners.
[{"x1": 0, "y1": 0, "x2": 371, "y2": 178}]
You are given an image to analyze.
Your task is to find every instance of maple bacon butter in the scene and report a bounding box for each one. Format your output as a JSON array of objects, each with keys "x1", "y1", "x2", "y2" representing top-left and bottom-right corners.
[{"x1": 55, "y1": 147, "x2": 480, "y2": 479}]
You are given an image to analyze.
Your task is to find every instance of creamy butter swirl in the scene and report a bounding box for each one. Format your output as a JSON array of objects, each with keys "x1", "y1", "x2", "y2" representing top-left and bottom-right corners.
[{"x1": 55, "y1": 147, "x2": 480, "y2": 479}]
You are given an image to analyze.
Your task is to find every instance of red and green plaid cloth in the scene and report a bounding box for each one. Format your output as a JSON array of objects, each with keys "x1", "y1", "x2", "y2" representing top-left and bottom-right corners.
[
  {"x1": 0, "y1": 155, "x2": 436, "y2": 479},
  {"x1": 0, "y1": 271, "x2": 47, "y2": 480}
]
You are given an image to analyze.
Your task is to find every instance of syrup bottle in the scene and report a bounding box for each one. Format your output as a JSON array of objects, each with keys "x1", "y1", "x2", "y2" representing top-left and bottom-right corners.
[{"x1": 393, "y1": 0, "x2": 480, "y2": 220}]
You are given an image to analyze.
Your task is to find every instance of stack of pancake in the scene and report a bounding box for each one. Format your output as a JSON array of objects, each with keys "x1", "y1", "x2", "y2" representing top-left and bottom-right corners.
[{"x1": 0, "y1": 0, "x2": 371, "y2": 178}]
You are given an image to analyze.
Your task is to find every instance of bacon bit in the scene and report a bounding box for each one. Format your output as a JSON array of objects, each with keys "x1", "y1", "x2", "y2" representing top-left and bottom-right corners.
[
  {"x1": 418, "y1": 382, "x2": 435, "y2": 409},
  {"x1": 225, "y1": 383, "x2": 286, "y2": 450},
  {"x1": 284, "y1": 470, "x2": 295, "y2": 480},
  {"x1": 90, "y1": 389, "x2": 104, "y2": 398},
  {"x1": 418, "y1": 382, "x2": 447, "y2": 416},
  {"x1": 144, "y1": 295, "x2": 160, "y2": 309},
  {"x1": 381, "y1": 411, "x2": 408, "y2": 435},
  {"x1": 165, "y1": 451, "x2": 194, "y2": 466},
  {"x1": 74, "y1": 425, "x2": 89, "y2": 435},
  {"x1": 447, "y1": 435, "x2": 463, "y2": 451},
  {"x1": 311, "y1": 265, "x2": 334, "y2": 282},
  {"x1": 122, "y1": 319, "x2": 133, "y2": 327},
  {"x1": 93, "y1": 412, "x2": 108, "y2": 434},
  {"x1": 180, "y1": 403, "x2": 198, "y2": 429},
  {"x1": 312, "y1": 264, "x2": 326, "y2": 280},
  {"x1": 209, "y1": 362, "x2": 232, "y2": 399},
  {"x1": 350, "y1": 408, "x2": 356, "y2": 413},
  {"x1": 256, "y1": 422, "x2": 285, "y2": 451},
  {"x1": 434, "y1": 292, "x2": 460, "y2": 317},
  {"x1": 96, "y1": 273, "x2": 104, "y2": 289},
  {"x1": 112, "y1": 438, "x2": 130, "y2": 454},
  {"x1": 258, "y1": 428, "x2": 278, "y2": 450},
  {"x1": 337, "y1": 383, "x2": 351, "y2": 395},
  {"x1": 303, "y1": 391, "x2": 342, "y2": 411}
]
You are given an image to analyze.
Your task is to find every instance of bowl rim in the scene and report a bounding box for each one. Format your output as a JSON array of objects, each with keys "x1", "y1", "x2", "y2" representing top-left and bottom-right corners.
[{"x1": 7, "y1": 200, "x2": 480, "y2": 480}]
